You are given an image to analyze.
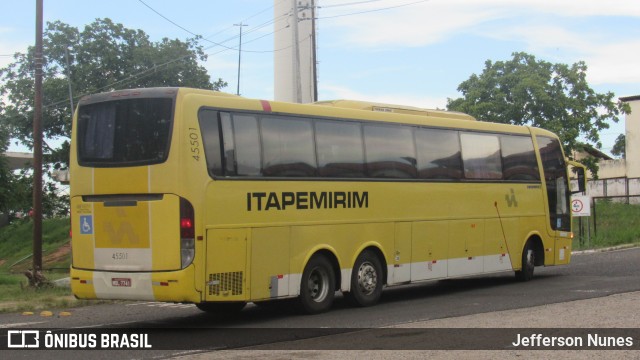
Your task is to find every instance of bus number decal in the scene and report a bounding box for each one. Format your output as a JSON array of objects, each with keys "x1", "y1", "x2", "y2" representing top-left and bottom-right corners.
[
  {"x1": 188, "y1": 128, "x2": 200, "y2": 161},
  {"x1": 112, "y1": 252, "x2": 129, "y2": 260}
]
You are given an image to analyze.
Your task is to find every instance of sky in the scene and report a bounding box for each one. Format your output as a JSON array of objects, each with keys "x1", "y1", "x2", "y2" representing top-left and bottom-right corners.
[{"x1": 1, "y1": 0, "x2": 639, "y2": 155}]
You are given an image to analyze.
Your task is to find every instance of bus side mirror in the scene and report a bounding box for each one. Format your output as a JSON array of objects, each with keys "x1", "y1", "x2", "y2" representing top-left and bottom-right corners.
[{"x1": 567, "y1": 160, "x2": 587, "y2": 194}]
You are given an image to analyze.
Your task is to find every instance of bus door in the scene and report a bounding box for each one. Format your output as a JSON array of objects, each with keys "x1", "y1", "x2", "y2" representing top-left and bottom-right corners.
[{"x1": 537, "y1": 136, "x2": 572, "y2": 265}]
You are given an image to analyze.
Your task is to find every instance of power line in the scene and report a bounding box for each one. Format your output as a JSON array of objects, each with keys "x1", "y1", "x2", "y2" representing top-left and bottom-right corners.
[
  {"x1": 318, "y1": 0, "x2": 386, "y2": 9},
  {"x1": 6, "y1": 0, "x2": 435, "y2": 120},
  {"x1": 136, "y1": 0, "x2": 287, "y2": 54},
  {"x1": 137, "y1": 0, "x2": 199, "y2": 38},
  {"x1": 199, "y1": 0, "x2": 288, "y2": 42},
  {"x1": 319, "y1": 0, "x2": 431, "y2": 19}
]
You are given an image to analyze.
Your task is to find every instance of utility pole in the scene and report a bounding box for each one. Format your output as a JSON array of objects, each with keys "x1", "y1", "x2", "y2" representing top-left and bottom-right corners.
[
  {"x1": 234, "y1": 23, "x2": 248, "y2": 96},
  {"x1": 30, "y1": 0, "x2": 44, "y2": 286},
  {"x1": 310, "y1": 0, "x2": 318, "y2": 102},
  {"x1": 291, "y1": 1, "x2": 303, "y2": 103},
  {"x1": 65, "y1": 48, "x2": 74, "y2": 119}
]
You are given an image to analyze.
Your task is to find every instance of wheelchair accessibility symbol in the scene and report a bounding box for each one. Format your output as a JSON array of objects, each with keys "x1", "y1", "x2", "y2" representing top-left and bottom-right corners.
[{"x1": 80, "y1": 215, "x2": 93, "y2": 235}]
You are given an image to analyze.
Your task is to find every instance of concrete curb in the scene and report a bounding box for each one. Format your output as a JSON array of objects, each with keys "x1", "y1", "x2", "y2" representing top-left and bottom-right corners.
[{"x1": 571, "y1": 243, "x2": 640, "y2": 255}]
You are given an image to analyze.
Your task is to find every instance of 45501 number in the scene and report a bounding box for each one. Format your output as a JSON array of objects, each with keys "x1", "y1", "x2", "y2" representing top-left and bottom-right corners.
[
  {"x1": 112, "y1": 252, "x2": 128, "y2": 260},
  {"x1": 189, "y1": 128, "x2": 200, "y2": 161}
]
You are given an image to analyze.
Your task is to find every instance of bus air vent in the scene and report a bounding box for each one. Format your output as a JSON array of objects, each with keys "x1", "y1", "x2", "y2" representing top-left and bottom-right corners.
[{"x1": 208, "y1": 272, "x2": 243, "y2": 296}]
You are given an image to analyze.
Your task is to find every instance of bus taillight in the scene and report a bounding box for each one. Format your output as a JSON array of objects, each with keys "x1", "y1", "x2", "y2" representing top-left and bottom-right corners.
[{"x1": 180, "y1": 198, "x2": 195, "y2": 268}]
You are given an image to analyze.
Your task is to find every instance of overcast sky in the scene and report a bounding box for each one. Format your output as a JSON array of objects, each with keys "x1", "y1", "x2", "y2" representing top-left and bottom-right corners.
[{"x1": 1, "y1": 0, "x2": 638, "y2": 154}]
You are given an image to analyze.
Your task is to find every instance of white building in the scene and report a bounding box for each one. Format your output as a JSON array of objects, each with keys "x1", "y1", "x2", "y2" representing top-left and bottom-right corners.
[
  {"x1": 588, "y1": 96, "x2": 640, "y2": 202},
  {"x1": 274, "y1": 0, "x2": 317, "y2": 104},
  {"x1": 595, "y1": 96, "x2": 640, "y2": 179},
  {"x1": 621, "y1": 96, "x2": 640, "y2": 178}
]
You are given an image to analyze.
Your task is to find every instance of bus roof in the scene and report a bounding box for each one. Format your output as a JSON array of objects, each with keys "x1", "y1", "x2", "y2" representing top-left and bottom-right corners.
[
  {"x1": 313, "y1": 99, "x2": 476, "y2": 121},
  {"x1": 78, "y1": 87, "x2": 557, "y2": 138}
]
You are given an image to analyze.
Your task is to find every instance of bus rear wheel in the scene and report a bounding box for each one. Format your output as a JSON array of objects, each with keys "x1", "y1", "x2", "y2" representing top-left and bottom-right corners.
[
  {"x1": 297, "y1": 254, "x2": 335, "y2": 314},
  {"x1": 515, "y1": 242, "x2": 536, "y2": 282},
  {"x1": 345, "y1": 250, "x2": 383, "y2": 307}
]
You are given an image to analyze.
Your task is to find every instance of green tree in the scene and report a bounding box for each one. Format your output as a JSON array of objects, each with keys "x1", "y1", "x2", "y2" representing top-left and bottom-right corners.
[
  {"x1": 447, "y1": 52, "x2": 629, "y2": 174},
  {"x1": 0, "y1": 121, "x2": 12, "y2": 215},
  {"x1": 611, "y1": 134, "x2": 626, "y2": 159},
  {"x1": 0, "y1": 19, "x2": 227, "y2": 219},
  {"x1": 0, "y1": 18, "x2": 227, "y2": 166}
]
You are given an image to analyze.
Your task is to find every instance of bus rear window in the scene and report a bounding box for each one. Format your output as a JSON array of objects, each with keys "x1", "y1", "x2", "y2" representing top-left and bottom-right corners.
[{"x1": 77, "y1": 98, "x2": 174, "y2": 166}]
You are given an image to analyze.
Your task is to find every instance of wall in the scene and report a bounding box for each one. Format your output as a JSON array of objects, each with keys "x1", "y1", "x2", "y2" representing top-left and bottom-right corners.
[{"x1": 624, "y1": 97, "x2": 640, "y2": 178}]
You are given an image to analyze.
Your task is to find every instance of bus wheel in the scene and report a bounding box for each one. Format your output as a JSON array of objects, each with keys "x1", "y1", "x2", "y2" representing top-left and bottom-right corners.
[
  {"x1": 196, "y1": 301, "x2": 246, "y2": 314},
  {"x1": 345, "y1": 250, "x2": 383, "y2": 307},
  {"x1": 515, "y1": 242, "x2": 535, "y2": 282},
  {"x1": 297, "y1": 254, "x2": 335, "y2": 314}
]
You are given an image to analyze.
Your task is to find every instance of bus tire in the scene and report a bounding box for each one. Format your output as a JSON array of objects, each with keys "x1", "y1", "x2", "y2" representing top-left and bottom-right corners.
[
  {"x1": 297, "y1": 254, "x2": 335, "y2": 314},
  {"x1": 515, "y1": 242, "x2": 535, "y2": 282},
  {"x1": 345, "y1": 250, "x2": 383, "y2": 307},
  {"x1": 196, "y1": 301, "x2": 246, "y2": 314}
]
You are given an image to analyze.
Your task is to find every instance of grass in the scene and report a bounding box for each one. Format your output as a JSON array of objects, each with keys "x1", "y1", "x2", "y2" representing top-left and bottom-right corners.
[
  {"x1": 573, "y1": 201, "x2": 640, "y2": 250},
  {"x1": 0, "y1": 273, "x2": 80, "y2": 313},
  {"x1": 0, "y1": 217, "x2": 83, "y2": 313},
  {"x1": 0, "y1": 217, "x2": 71, "y2": 271}
]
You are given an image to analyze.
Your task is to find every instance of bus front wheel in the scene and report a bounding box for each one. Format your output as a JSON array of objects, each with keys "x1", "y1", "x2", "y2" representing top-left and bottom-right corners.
[
  {"x1": 297, "y1": 254, "x2": 335, "y2": 314},
  {"x1": 345, "y1": 250, "x2": 383, "y2": 307},
  {"x1": 515, "y1": 242, "x2": 536, "y2": 282}
]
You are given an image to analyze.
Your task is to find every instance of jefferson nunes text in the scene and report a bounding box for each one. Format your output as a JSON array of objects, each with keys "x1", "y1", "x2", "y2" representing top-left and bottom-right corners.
[{"x1": 247, "y1": 191, "x2": 369, "y2": 211}]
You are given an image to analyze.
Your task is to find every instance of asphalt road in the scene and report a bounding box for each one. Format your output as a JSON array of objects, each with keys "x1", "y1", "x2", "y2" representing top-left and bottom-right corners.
[{"x1": 1, "y1": 246, "x2": 639, "y2": 359}]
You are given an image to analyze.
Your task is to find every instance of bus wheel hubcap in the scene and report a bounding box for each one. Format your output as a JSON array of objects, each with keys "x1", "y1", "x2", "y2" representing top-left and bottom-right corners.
[
  {"x1": 357, "y1": 262, "x2": 377, "y2": 295},
  {"x1": 308, "y1": 267, "x2": 329, "y2": 302},
  {"x1": 526, "y1": 250, "x2": 534, "y2": 270}
]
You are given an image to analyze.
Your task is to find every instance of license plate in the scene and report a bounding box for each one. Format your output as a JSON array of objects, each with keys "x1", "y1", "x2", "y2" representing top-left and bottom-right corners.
[{"x1": 112, "y1": 278, "x2": 131, "y2": 287}]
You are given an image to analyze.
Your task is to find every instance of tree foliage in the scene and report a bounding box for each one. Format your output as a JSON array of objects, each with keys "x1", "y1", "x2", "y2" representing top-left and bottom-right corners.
[
  {"x1": 611, "y1": 134, "x2": 626, "y2": 159},
  {"x1": 0, "y1": 18, "x2": 228, "y2": 219},
  {"x1": 0, "y1": 122, "x2": 12, "y2": 214},
  {"x1": 447, "y1": 52, "x2": 629, "y2": 173},
  {"x1": 0, "y1": 18, "x2": 227, "y2": 160}
]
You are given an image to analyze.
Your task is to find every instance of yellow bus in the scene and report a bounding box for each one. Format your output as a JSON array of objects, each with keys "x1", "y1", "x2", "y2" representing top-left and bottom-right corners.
[{"x1": 70, "y1": 87, "x2": 585, "y2": 314}]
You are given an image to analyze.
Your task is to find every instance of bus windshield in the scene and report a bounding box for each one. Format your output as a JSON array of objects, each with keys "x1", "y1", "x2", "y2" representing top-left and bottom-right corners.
[{"x1": 77, "y1": 97, "x2": 174, "y2": 167}]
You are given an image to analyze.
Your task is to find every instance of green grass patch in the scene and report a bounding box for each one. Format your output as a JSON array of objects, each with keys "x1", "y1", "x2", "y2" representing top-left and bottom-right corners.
[
  {"x1": 0, "y1": 217, "x2": 70, "y2": 272},
  {"x1": 573, "y1": 201, "x2": 640, "y2": 250},
  {"x1": 0, "y1": 218, "x2": 80, "y2": 313}
]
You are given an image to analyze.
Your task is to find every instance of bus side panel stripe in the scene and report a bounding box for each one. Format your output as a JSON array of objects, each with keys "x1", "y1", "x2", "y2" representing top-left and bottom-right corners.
[{"x1": 260, "y1": 100, "x2": 272, "y2": 112}]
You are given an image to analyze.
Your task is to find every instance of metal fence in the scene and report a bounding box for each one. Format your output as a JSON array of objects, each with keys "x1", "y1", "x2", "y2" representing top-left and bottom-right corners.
[
  {"x1": 587, "y1": 177, "x2": 640, "y2": 205},
  {"x1": 570, "y1": 177, "x2": 640, "y2": 242}
]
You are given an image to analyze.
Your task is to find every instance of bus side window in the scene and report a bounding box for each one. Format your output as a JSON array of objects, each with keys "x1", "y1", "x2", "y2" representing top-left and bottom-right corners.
[
  {"x1": 315, "y1": 120, "x2": 365, "y2": 178},
  {"x1": 415, "y1": 128, "x2": 463, "y2": 180},
  {"x1": 261, "y1": 116, "x2": 317, "y2": 177},
  {"x1": 500, "y1": 135, "x2": 540, "y2": 181},
  {"x1": 232, "y1": 114, "x2": 262, "y2": 176},
  {"x1": 197, "y1": 109, "x2": 224, "y2": 177},
  {"x1": 220, "y1": 113, "x2": 237, "y2": 175},
  {"x1": 363, "y1": 124, "x2": 417, "y2": 179},
  {"x1": 460, "y1": 133, "x2": 503, "y2": 180}
]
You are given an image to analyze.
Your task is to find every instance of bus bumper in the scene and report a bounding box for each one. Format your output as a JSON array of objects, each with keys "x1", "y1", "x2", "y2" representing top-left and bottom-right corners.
[{"x1": 70, "y1": 265, "x2": 200, "y2": 303}]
